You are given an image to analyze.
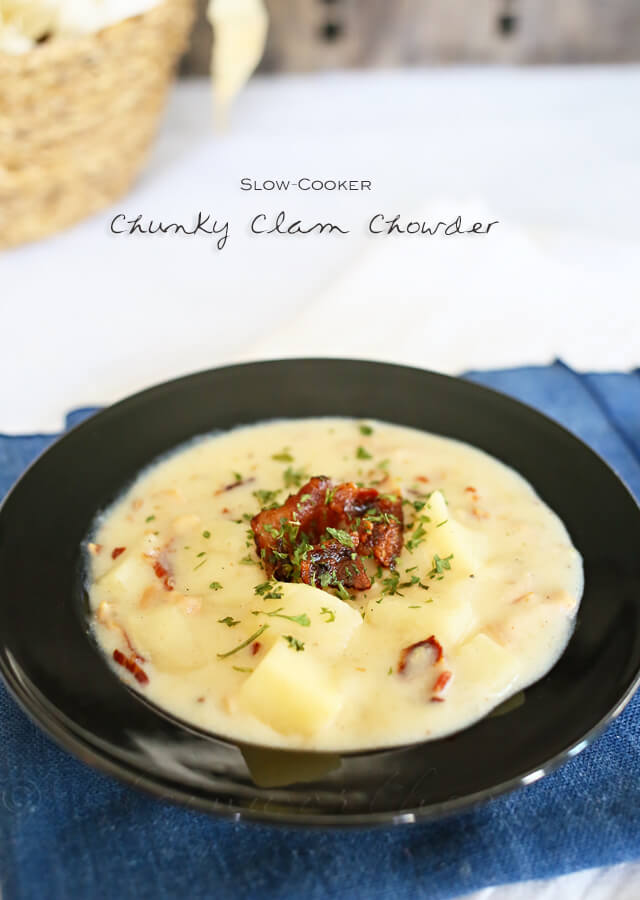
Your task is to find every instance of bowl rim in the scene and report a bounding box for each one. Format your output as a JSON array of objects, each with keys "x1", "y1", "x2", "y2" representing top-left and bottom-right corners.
[{"x1": 1, "y1": 357, "x2": 639, "y2": 827}]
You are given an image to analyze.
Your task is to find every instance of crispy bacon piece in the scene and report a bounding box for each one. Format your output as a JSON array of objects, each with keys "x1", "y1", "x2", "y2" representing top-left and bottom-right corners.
[
  {"x1": 431, "y1": 669, "x2": 452, "y2": 702},
  {"x1": 111, "y1": 546, "x2": 126, "y2": 560},
  {"x1": 121, "y1": 629, "x2": 145, "y2": 663},
  {"x1": 215, "y1": 477, "x2": 256, "y2": 495},
  {"x1": 113, "y1": 649, "x2": 149, "y2": 684},
  {"x1": 250, "y1": 476, "x2": 403, "y2": 589},
  {"x1": 300, "y1": 537, "x2": 371, "y2": 591},
  {"x1": 153, "y1": 559, "x2": 174, "y2": 591},
  {"x1": 330, "y1": 484, "x2": 403, "y2": 567},
  {"x1": 251, "y1": 477, "x2": 331, "y2": 578},
  {"x1": 398, "y1": 635, "x2": 443, "y2": 674}
]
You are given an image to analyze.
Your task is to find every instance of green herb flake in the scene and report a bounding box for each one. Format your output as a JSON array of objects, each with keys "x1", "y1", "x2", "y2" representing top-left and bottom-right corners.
[
  {"x1": 429, "y1": 553, "x2": 454, "y2": 579},
  {"x1": 232, "y1": 666, "x2": 254, "y2": 673},
  {"x1": 283, "y1": 466, "x2": 306, "y2": 488},
  {"x1": 239, "y1": 554, "x2": 257, "y2": 566},
  {"x1": 209, "y1": 581, "x2": 223, "y2": 591},
  {"x1": 254, "y1": 581, "x2": 275, "y2": 596},
  {"x1": 193, "y1": 558, "x2": 208, "y2": 571},
  {"x1": 320, "y1": 606, "x2": 336, "y2": 623},
  {"x1": 217, "y1": 624, "x2": 269, "y2": 659},
  {"x1": 356, "y1": 446, "x2": 372, "y2": 460},
  {"x1": 218, "y1": 616, "x2": 240, "y2": 627},
  {"x1": 202, "y1": 530, "x2": 211, "y2": 539},
  {"x1": 233, "y1": 472, "x2": 243, "y2": 482},
  {"x1": 272, "y1": 448, "x2": 294, "y2": 463},
  {"x1": 145, "y1": 515, "x2": 156, "y2": 523},
  {"x1": 252, "y1": 607, "x2": 310, "y2": 627},
  {"x1": 325, "y1": 527, "x2": 355, "y2": 548},
  {"x1": 406, "y1": 521, "x2": 427, "y2": 552},
  {"x1": 359, "y1": 423, "x2": 374, "y2": 436},
  {"x1": 283, "y1": 634, "x2": 305, "y2": 652},
  {"x1": 436, "y1": 520, "x2": 448, "y2": 528},
  {"x1": 253, "y1": 488, "x2": 281, "y2": 507}
]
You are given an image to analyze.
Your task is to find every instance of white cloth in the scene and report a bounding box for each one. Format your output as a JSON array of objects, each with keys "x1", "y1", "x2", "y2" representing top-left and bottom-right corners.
[
  {"x1": 2, "y1": 69, "x2": 639, "y2": 433},
  {"x1": 0, "y1": 67, "x2": 639, "y2": 899}
]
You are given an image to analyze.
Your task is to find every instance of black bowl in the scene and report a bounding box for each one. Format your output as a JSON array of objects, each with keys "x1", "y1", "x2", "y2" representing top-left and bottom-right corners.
[{"x1": 1, "y1": 359, "x2": 639, "y2": 827}]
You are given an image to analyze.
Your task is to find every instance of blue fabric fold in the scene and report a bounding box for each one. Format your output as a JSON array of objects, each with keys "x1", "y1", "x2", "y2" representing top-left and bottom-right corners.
[{"x1": 1, "y1": 362, "x2": 639, "y2": 900}]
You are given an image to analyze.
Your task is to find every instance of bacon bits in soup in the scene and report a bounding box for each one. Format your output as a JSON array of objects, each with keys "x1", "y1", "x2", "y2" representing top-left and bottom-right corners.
[{"x1": 87, "y1": 418, "x2": 583, "y2": 751}]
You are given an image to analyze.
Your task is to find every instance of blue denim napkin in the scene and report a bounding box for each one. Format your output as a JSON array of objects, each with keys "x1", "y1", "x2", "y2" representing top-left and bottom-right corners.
[{"x1": 1, "y1": 362, "x2": 639, "y2": 900}]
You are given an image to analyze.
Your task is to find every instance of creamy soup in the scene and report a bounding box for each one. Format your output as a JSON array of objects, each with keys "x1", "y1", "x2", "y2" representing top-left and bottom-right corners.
[{"x1": 87, "y1": 418, "x2": 583, "y2": 752}]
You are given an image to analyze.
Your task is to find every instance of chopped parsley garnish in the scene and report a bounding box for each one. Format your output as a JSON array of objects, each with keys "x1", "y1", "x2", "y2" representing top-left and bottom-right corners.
[
  {"x1": 380, "y1": 570, "x2": 403, "y2": 597},
  {"x1": 283, "y1": 466, "x2": 306, "y2": 488},
  {"x1": 193, "y1": 557, "x2": 208, "y2": 571},
  {"x1": 356, "y1": 446, "x2": 372, "y2": 460},
  {"x1": 239, "y1": 554, "x2": 257, "y2": 566},
  {"x1": 399, "y1": 575, "x2": 421, "y2": 588},
  {"x1": 218, "y1": 616, "x2": 239, "y2": 627},
  {"x1": 233, "y1": 472, "x2": 243, "y2": 482},
  {"x1": 325, "y1": 527, "x2": 355, "y2": 548},
  {"x1": 202, "y1": 530, "x2": 211, "y2": 539},
  {"x1": 217, "y1": 624, "x2": 269, "y2": 659},
  {"x1": 335, "y1": 581, "x2": 351, "y2": 602},
  {"x1": 252, "y1": 607, "x2": 310, "y2": 627},
  {"x1": 145, "y1": 515, "x2": 155, "y2": 523},
  {"x1": 429, "y1": 553, "x2": 454, "y2": 579},
  {"x1": 272, "y1": 449, "x2": 294, "y2": 463},
  {"x1": 209, "y1": 581, "x2": 223, "y2": 591},
  {"x1": 232, "y1": 666, "x2": 253, "y2": 673},
  {"x1": 377, "y1": 458, "x2": 390, "y2": 470},
  {"x1": 406, "y1": 521, "x2": 427, "y2": 552},
  {"x1": 253, "y1": 488, "x2": 281, "y2": 507},
  {"x1": 325, "y1": 487, "x2": 336, "y2": 505},
  {"x1": 196, "y1": 551, "x2": 206, "y2": 557},
  {"x1": 283, "y1": 634, "x2": 305, "y2": 652},
  {"x1": 253, "y1": 581, "x2": 284, "y2": 600},
  {"x1": 254, "y1": 582, "x2": 273, "y2": 596},
  {"x1": 436, "y1": 520, "x2": 448, "y2": 528},
  {"x1": 320, "y1": 606, "x2": 336, "y2": 622},
  {"x1": 359, "y1": 423, "x2": 374, "y2": 436}
]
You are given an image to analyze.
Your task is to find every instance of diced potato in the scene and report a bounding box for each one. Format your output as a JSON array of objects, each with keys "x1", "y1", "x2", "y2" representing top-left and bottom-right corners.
[
  {"x1": 263, "y1": 582, "x2": 362, "y2": 658},
  {"x1": 411, "y1": 490, "x2": 484, "y2": 577},
  {"x1": 98, "y1": 551, "x2": 153, "y2": 599},
  {"x1": 239, "y1": 640, "x2": 341, "y2": 736},
  {"x1": 366, "y1": 582, "x2": 476, "y2": 651},
  {"x1": 455, "y1": 632, "x2": 519, "y2": 699},
  {"x1": 125, "y1": 603, "x2": 215, "y2": 672}
]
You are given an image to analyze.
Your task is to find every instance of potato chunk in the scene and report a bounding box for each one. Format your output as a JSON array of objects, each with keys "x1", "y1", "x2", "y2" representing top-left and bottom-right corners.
[
  {"x1": 265, "y1": 582, "x2": 362, "y2": 658},
  {"x1": 456, "y1": 632, "x2": 519, "y2": 699},
  {"x1": 239, "y1": 640, "x2": 341, "y2": 736},
  {"x1": 98, "y1": 552, "x2": 153, "y2": 599},
  {"x1": 366, "y1": 584, "x2": 476, "y2": 651},
  {"x1": 125, "y1": 603, "x2": 215, "y2": 672},
  {"x1": 412, "y1": 490, "x2": 485, "y2": 577}
]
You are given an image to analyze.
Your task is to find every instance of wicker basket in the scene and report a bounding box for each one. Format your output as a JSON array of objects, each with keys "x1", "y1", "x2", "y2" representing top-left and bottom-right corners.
[{"x1": 0, "y1": 0, "x2": 195, "y2": 249}]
